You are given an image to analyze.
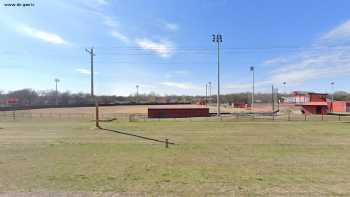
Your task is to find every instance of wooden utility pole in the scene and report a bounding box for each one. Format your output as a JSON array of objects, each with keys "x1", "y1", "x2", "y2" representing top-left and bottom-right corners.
[{"x1": 85, "y1": 47, "x2": 100, "y2": 128}]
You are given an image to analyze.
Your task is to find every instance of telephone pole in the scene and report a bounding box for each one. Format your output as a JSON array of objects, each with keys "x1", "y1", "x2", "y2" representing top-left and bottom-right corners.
[
  {"x1": 85, "y1": 47, "x2": 100, "y2": 128},
  {"x1": 212, "y1": 34, "x2": 222, "y2": 116},
  {"x1": 54, "y1": 78, "x2": 60, "y2": 105}
]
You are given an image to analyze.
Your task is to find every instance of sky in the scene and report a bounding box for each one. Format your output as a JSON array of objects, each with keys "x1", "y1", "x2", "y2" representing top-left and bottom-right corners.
[{"x1": 1, "y1": 0, "x2": 350, "y2": 96}]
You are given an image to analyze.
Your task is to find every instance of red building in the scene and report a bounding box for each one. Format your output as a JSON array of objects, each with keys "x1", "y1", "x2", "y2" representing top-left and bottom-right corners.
[
  {"x1": 288, "y1": 91, "x2": 350, "y2": 114},
  {"x1": 148, "y1": 106, "x2": 209, "y2": 118},
  {"x1": 232, "y1": 102, "x2": 249, "y2": 108},
  {"x1": 291, "y1": 92, "x2": 329, "y2": 114},
  {"x1": 329, "y1": 101, "x2": 350, "y2": 113}
]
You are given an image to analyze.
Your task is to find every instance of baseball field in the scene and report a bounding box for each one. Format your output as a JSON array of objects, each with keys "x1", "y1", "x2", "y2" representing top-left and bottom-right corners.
[{"x1": 1, "y1": 108, "x2": 350, "y2": 196}]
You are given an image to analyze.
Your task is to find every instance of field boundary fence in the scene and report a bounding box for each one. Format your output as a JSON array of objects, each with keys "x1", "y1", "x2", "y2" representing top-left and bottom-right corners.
[
  {"x1": 1, "y1": 110, "x2": 350, "y2": 122},
  {"x1": 0, "y1": 111, "x2": 131, "y2": 122},
  {"x1": 129, "y1": 112, "x2": 350, "y2": 122}
]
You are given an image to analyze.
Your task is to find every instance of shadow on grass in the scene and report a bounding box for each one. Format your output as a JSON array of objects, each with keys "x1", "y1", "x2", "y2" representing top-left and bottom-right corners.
[{"x1": 99, "y1": 126, "x2": 175, "y2": 146}]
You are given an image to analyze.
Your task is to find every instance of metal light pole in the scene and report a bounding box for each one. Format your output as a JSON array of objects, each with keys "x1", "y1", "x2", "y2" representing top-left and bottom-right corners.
[
  {"x1": 330, "y1": 82, "x2": 335, "y2": 112},
  {"x1": 212, "y1": 34, "x2": 222, "y2": 116},
  {"x1": 136, "y1": 85, "x2": 139, "y2": 103},
  {"x1": 208, "y1": 81, "x2": 212, "y2": 97},
  {"x1": 330, "y1": 82, "x2": 335, "y2": 103},
  {"x1": 272, "y1": 85, "x2": 275, "y2": 120},
  {"x1": 205, "y1": 83, "x2": 208, "y2": 105},
  {"x1": 54, "y1": 78, "x2": 60, "y2": 105},
  {"x1": 250, "y1": 66, "x2": 255, "y2": 113},
  {"x1": 85, "y1": 47, "x2": 100, "y2": 128},
  {"x1": 136, "y1": 85, "x2": 139, "y2": 96}
]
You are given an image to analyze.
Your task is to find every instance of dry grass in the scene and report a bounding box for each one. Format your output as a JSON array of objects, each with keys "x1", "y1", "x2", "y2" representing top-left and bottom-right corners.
[{"x1": 0, "y1": 119, "x2": 350, "y2": 196}]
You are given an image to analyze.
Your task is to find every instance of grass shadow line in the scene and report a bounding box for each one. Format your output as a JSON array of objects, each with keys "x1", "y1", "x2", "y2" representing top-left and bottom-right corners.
[{"x1": 99, "y1": 127, "x2": 175, "y2": 145}]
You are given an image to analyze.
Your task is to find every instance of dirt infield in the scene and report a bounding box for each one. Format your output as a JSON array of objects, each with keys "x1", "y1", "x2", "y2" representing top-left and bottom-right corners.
[{"x1": 27, "y1": 104, "x2": 204, "y2": 115}]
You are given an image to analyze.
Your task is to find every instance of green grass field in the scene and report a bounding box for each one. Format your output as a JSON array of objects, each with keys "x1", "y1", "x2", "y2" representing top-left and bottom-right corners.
[{"x1": 1, "y1": 119, "x2": 350, "y2": 196}]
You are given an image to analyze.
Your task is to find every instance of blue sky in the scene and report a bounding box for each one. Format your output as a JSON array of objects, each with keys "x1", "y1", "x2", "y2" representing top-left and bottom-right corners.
[{"x1": 1, "y1": 0, "x2": 350, "y2": 96}]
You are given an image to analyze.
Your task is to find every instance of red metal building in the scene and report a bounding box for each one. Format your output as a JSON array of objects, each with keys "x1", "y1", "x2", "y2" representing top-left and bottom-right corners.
[
  {"x1": 293, "y1": 92, "x2": 329, "y2": 114},
  {"x1": 148, "y1": 106, "x2": 209, "y2": 118},
  {"x1": 284, "y1": 91, "x2": 350, "y2": 114},
  {"x1": 330, "y1": 101, "x2": 350, "y2": 113}
]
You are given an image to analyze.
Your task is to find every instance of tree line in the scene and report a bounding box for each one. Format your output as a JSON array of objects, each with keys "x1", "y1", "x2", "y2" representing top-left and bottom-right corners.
[{"x1": 1, "y1": 89, "x2": 350, "y2": 107}]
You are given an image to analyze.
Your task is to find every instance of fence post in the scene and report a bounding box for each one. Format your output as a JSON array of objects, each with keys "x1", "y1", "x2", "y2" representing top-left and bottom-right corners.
[
  {"x1": 288, "y1": 111, "x2": 291, "y2": 121},
  {"x1": 321, "y1": 112, "x2": 324, "y2": 121},
  {"x1": 339, "y1": 114, "x2": 341, "y2": 121},
  {"x1": 165, "y1": 138, "x2": 169, "y2": 148}
]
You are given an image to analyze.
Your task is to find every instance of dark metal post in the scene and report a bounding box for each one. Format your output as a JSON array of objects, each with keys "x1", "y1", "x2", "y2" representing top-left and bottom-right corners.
[
  {"x1": 288, "y1": 110, "x2": 291, "y2": 121},
  {"x1": 165, "y1": 138, "x2": 169, "y2": 148}
]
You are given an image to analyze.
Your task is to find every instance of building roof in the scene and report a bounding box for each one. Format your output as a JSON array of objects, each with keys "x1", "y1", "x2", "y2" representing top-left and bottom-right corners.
[
  {"x1": 148, "y1": 104, "x2": 207, "y2": 109},
  {"x1": 292, "y1": 91, "x2": 328, "y2": 96},
  {"x1": 296, "y1": 102, "x2": 328, "y2": 106}
]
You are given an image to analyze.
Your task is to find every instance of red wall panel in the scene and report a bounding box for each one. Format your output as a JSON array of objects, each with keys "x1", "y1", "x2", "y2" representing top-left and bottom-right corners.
[
  {"x1": 148, "y1": 108, "x2": 209, "y2": 118},
  {"x1": 331, "y1": 101, "x2": 346, "y2": 112}
]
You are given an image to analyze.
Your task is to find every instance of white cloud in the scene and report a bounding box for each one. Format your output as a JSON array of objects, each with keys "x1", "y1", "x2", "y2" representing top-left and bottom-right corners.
[
  {"x1": 17, "y1": 25, "x2": 68, "y2": 45},
  {"x1": 164, "y1": 22, "x2": 179, "y2": 32},
  {"x1": 75, "y1": 68, "x2": 91, "y2": 75},
  {"x1": 322, "y1": 20, "x2": 350, "y2": 40},
  {"x1": 111, "y1": 31, "x2": 130, "y2": 43},
  {"x1": 225, "y1": 80, "x2": 272, "y2": 92},
  {"x1": 263, "y1": 57, "x2": 289, "y2": 65},
  {"x1": 165, "y1": 70, "x2": 190, "y2": 78},
  {"x1": 136, "y1": 38, "x2": 174, "y2": 57},
  {"x1": 103, "y1": 16, "x2": 119, "y2": 28},
  {"x1": 263, "y1": 20, "x2": 350, "y2": 86},
  {"x1": 161, "y1": 82, "x2": 198, "y2": 90},
  {"x1": 96, "y1": 0, "x2": 108, "y2": 5},
  {"x1": 101, "y1": 15, "x2": 130, "y2": 44},
  {"x1": 266, "y1": 49, "x2": 350, "y2": 85}
]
